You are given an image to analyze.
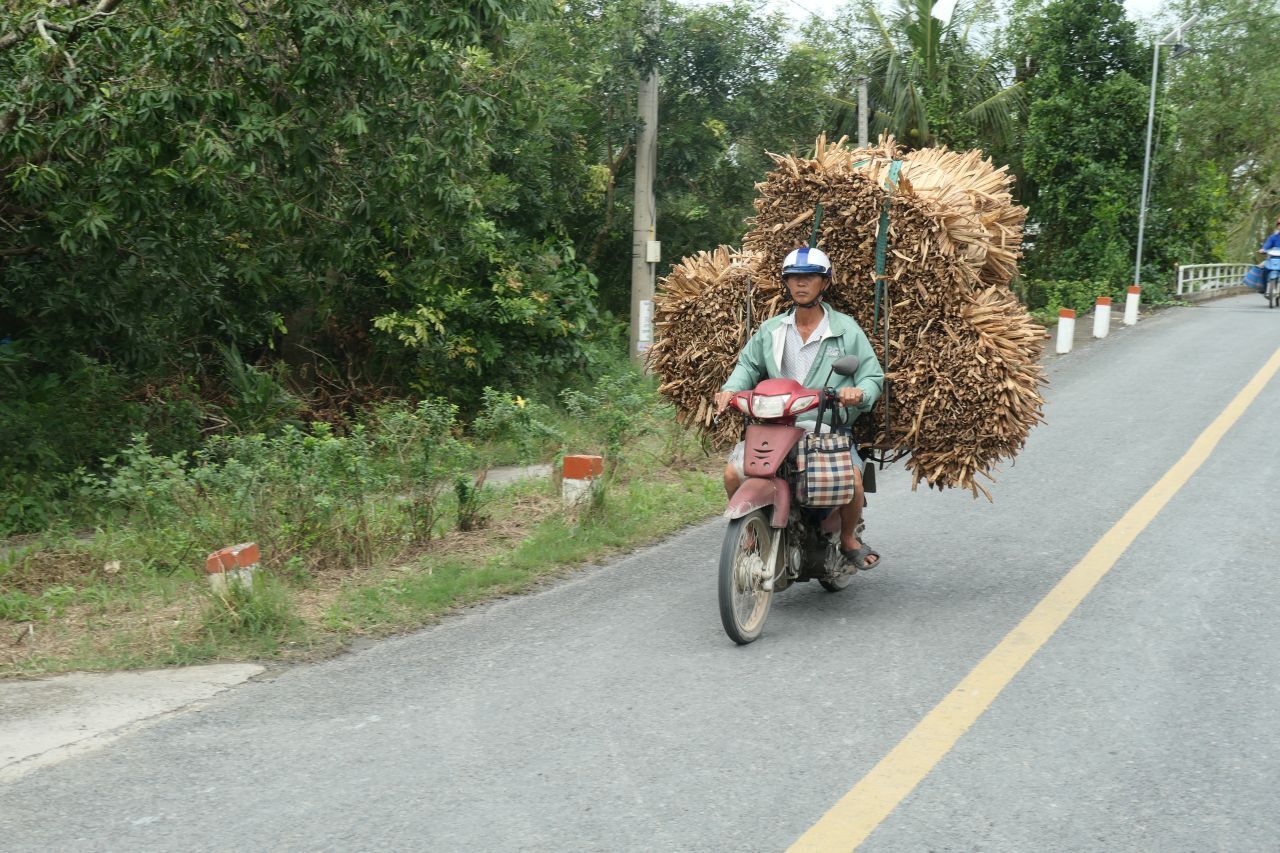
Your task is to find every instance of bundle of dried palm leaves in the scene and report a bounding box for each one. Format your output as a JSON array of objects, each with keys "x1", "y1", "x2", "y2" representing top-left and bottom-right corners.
[{"x1": 648, "y1": 135, "x2": 1045, "y2": 498}]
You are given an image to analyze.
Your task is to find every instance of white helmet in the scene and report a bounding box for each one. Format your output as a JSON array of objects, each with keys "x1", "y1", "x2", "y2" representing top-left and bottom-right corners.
[{"x1": 781, "y1": 246, "x2": 833, "y2": 278}]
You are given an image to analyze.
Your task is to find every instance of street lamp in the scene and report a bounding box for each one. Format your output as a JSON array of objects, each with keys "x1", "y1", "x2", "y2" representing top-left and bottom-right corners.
[{"x1": 1133, "y1": 14, "x2": 1200, "y2": 289}]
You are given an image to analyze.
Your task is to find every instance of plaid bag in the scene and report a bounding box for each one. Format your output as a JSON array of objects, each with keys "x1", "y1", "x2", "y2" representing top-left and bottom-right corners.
[{"x1": 796, "y1": 432, "x2": 857, "y2": 507}]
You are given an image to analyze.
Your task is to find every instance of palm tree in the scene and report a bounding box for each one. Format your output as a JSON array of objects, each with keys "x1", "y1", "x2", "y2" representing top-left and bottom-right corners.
[{"x1": 832, "y1": 0, "x2": 1023, "y2": 150}]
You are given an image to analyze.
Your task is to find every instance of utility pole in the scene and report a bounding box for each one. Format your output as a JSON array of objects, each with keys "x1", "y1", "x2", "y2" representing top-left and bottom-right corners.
[
  {"x1": 1134, "y1": 14, "x2": 1199, "y2": 289},
  {"x1": 630, "y1": 0, "x2": 659, "y2": 364},
  {"x1": 857, "y1": 76, "x2": 869, "y2": 148}
]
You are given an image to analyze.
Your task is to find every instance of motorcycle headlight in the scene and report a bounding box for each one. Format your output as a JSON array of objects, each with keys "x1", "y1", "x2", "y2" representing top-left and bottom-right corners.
[
  {"x1": 732, "y1": 396, "x2": 751, "y2": 414},
  {"x1": 788, "y1": 395, "x2": 818, "y2": 414},
  {"x1": 750, "y1": 394, "x2": 789, "y2": 418}
]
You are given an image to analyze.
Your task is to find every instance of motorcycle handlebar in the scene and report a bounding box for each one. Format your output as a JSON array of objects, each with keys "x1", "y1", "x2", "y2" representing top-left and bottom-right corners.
[{"x1": 713, "y1": 388, "x2": 859, "y2": 427}]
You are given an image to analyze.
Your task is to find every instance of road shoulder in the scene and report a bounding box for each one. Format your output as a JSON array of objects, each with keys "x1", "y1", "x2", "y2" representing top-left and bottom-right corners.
[{"x1": 0, "y1": 663, "x2": 263, "y2": 782}]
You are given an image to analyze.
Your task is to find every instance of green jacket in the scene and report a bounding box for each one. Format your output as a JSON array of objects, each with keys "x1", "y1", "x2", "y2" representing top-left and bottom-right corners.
[{"x1": 721, "y1": 304, "x2": 884, "y2": 429}]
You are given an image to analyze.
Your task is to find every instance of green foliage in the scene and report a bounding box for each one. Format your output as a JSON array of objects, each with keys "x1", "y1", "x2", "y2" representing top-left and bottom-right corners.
[
  {"x1": 472, "y1": 387, "x2": 564, "y2": 465},
  {"x1": 0, "y1": 0, "x2": 857, "y2": 500},
  {"x1": 1019, "y1": 278, "x2": 1119, "y2": 315},
  {"x1": 216, "y1": 345, "x2": 302, "y2": 434},
  {"x1": 1012, "y1": 0, "x2": 1239, "y2": 288},
  {"x1": 1, "y1": 0, "x2": 603, "y2": 450},
  {"x1": 560, "y1": 366, "x2": 661, "y2": 473},
  {"x1": 453, "y1": 475, "x2": 491, "y2": 533},
  {"x1": 202, "y1": 572, "x2": 303, "y2": 645},
  {"x1": 1158, "y1": 0, "x2": 1280, "y2": 258},
  {"x1": 372, "y1": 239, "x2": 602, "y2": 395},
  {"x1": 0, "y1": 341, "x2": 205, "y2": 534},
  {"x1": 4, "y1": 364, "x2": 723, "y2": 672},
  {"x1": 653, "y1": 1, "x2": 838, "y2": 283},
  {"x1": 328, "y1": 470, "x2": 722, "y2": 633},
  {"x1": 835, "y1": 0, "x2": 1022, "y2": 149},
  {"x1": 0, "y1": 585, "x2": 64, "y2": 623},
  {"x1": 4, "y1": 0, "x2": 517, "y2": 367},
  {"x1": 81, "y1": 399, "x2": 472, "y2": 576},
  {"x1": 556, "y1": 0, "x2": 844, "y2": 313},
  {"x1": 1017, "y1": 0, "x2": 1148, "y2": 285}
]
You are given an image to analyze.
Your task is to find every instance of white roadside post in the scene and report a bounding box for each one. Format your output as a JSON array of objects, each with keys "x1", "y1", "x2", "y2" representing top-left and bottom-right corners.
[
  {"x1": 1093, "y1": 296, "x2": 1112, "y2": 338},
  {"x1": 561, "y1": 455, "x2": 604, "y2": 505},
  {"x1": 1124, "y1": 285, "x2": 1141, "y2": 325},
  {"x1": 1055, "y1": 308, "x2": 1076, "y2": 354},
  {"x1": 205, "y1": 542, "x2": 260, "y2": 595}
]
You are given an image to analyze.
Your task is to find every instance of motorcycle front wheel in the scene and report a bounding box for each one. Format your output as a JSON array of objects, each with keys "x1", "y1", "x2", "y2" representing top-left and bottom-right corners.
[{"x1": 718, "y1": 509, "x2": 774, "y2": 645}]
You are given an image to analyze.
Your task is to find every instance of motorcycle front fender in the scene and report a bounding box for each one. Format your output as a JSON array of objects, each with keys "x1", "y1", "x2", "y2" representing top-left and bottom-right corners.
[{"x1": 725, "y1": 477, "x2": 790, "y2": 529}]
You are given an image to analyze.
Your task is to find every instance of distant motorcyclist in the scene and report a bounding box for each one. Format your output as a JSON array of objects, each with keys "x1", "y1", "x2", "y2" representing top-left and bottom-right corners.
[
  {"x1": 713, "y1": 247, "x2": 885, "y2": 569},
  {"x1": 1256, "y1": 217, "x2": 1280, "y2": 296}
]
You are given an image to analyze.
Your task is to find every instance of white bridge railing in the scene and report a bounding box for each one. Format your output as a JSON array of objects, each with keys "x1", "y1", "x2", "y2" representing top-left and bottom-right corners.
[{"x1": 1176, "y1": 263, "x2": 1252, "y2": 296}]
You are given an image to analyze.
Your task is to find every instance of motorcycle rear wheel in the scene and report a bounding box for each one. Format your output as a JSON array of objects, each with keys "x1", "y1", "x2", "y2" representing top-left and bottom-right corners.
[{"x1": 718, "y1": 510, "x2": 774, "y2": 645}]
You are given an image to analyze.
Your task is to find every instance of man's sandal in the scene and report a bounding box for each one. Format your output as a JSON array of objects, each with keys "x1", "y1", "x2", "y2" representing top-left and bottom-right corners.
[{"x1": 840, "y1": 543, "x2": 881, "y2": 571}]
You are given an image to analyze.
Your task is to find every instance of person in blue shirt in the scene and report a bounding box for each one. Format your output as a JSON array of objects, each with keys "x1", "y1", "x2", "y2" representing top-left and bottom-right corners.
[{"x1": 1257, "y1": 217, "x2": 1280, "y2": 295}]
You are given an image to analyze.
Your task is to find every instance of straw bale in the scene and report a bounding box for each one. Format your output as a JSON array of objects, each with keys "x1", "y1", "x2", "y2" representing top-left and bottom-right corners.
[{"x1": 648, "y1": 135, "x2": 1045, "y2": 497}]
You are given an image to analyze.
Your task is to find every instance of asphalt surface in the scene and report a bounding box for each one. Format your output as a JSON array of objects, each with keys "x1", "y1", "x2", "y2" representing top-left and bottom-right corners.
[{"x1": 2, "y1": 295, "x2": 1278, "y2": 852}]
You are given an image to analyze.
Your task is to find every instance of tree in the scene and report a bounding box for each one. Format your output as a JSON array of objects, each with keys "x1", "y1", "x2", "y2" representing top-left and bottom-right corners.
[
  {"x1": 0, "y1": 0, "x2": 607, "y2": 488},
  {"x1": 1018, "y1": 0, "x2": 1152, "y2": 284},
  {"x1": 549, "y1": 0, "x2": 842, "y2": 314},
  {"x1": 828, "y1": 0, "x2": 1023, "y2": 150},
  {"x1": 1157, "y1": 0, "x2": 1280, "y2": 259},
  {"x1": 0, "y1": 1, "x2": 608, "y2": 390},
  {"x1": 654, "y1": 0, "x2": 839, "y2": 288}
]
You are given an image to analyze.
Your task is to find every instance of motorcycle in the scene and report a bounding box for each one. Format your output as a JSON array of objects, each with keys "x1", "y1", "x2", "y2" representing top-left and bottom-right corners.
[
  {"x1": 717, "y1": 355, "x2": 866, "y2": 645},
  {"x1": 1263, "y1": 248, "x2": 1280, "y2": 309}
]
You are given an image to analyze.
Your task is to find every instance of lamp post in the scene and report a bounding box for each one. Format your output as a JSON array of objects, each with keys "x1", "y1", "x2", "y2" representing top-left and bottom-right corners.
[{"x1": 1133, "y1": 14, "x2": 1200, "y2": 289}]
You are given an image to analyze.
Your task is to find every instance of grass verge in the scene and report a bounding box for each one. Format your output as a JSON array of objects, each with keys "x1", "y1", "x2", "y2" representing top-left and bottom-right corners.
[
  {"x1": 1, "y1": 463, "x2": 721, "y2": 677},
  {"x1": 327, "y1": 471, "x2": 721, "y2": 633}
]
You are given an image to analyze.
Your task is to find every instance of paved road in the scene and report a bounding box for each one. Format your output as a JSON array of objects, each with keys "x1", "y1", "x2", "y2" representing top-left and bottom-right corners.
[{"x1": 3, "y1": 295, "x2": 1279, "y2": 852}]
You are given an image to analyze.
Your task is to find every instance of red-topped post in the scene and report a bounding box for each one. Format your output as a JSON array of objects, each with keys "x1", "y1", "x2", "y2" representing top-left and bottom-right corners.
[
  {"x1": 205, "y1": 542, "x2": 261, "y2": 595},
  {"x1": 1093, "y1": 297, "x2": 1112, "y2": 339},
  {"x1": 1124, "y1": 285, "x2": 1141, "y2": 325},
  {"x1": 1055, "y1": 309, "x2": 1076, "y2": 354}
]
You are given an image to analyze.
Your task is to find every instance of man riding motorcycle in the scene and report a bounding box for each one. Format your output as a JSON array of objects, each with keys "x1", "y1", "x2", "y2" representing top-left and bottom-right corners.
[
  {"x1": 1257, "y1": 218, "x2": 1280, "y2": 297},
  {"x1": 714, "y1": 247, "x2": 885, "y2": 569}
]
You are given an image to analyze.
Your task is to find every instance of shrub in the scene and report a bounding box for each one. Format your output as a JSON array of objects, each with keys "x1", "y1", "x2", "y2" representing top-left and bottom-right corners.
[
  {"x1": 215, "y1": 345, "x2": 303, "y2": 434},
  {"x1": 1018, "y1": 279, "x2": 1120, "y2": 315},
  {"x1": 560, "y1": 366, "x2": 664, "y2": 474},
  {"x1": 202, "y1": 571, "x2": 302, "y2": 642},
  {"x1": 80, "y1": 399, "x2": 473, "y2": 577},
  {"x1": 0, "y1": 341, "x2": 206, "y2": 534},
  {"x1": 471, "y1": 387, "x2": 564, "y2": 465},
  {"x1": 453, "y1": 474, "x2": 491, "y2": 532}
]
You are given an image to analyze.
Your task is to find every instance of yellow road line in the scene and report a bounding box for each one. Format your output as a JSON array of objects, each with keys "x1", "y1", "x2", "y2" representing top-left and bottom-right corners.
[{"x1": 790, "y1": 345, "x2": 1280, "y2": 853}]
